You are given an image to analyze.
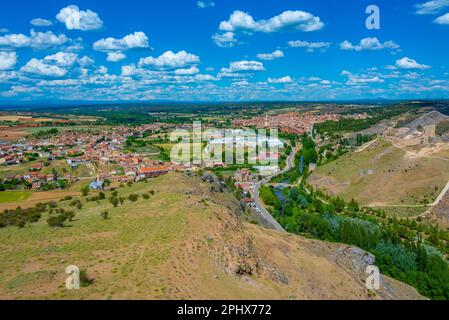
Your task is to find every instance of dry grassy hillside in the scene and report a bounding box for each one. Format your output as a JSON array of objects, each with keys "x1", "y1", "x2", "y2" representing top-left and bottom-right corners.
[
  {"x1": 0, "y1": 173, "x2": 422, "y2": 299},
  {"x1": 309, "y1": 139, "x2": 449, "y2": 215}
]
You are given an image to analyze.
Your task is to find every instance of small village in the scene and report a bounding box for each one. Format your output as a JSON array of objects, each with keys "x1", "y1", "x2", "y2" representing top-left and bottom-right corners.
[
  {"x1": 0, "y1": 123, "x2": 173, "y2": 191},
  {"x1": 0, "y1": 110, "x2": 368, "y2": 194},
  {"x1": 232, "y1": 111, "x2": 368, "y2": 135}
]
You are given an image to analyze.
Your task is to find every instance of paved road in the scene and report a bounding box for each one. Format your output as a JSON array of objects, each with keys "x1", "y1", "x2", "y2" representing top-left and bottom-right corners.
[
  {"x1": 251, "y1": 145, "x2": 298, "y2": 232},
  {"x1": 253, "y1": 181, "x2": 286, "y2": 232}
]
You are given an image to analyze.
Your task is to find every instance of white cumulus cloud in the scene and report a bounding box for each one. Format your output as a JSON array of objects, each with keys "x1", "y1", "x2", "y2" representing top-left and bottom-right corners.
[
  {"x1": 212, "y1": 31, "x2": 237, "y2": 48},
  {"x1": 395, "y1": 57, "x2": 430, "y2": 70},
  {"x1": 175, "y1": 66, "x2": 200, "y2": 75},
  {"x1": 0, "y1": 29, "x2": 68, "y2": 50},
  {"x1": 21, "y1": 58, "x2": 68, "y2": 77},
  {"x1": 220, "y1": 60, "x2": 265, "y2": 74},
  {"x1": 197, "y1": 1, "x2": 215, "y2": 9},
  {"x1": 139, "y1": 51, "x2": 200, "y2": 68},
  {"x1": 96, "y1": 66, "x2": 108, "y2": 74},
  {"x1": 340, "y1": 38, "x2": 399, "y2": 51},
  {"x1": 19, "y1": 51, "x2": 88, "y2": 78},
  {"x1": 93, "y1": 32, "x2": 149, "y2": 52},
  {"x1": 257, "y1": 50, "x2": 284, "y2": 60},
  {"x1": 415, "y1": 0, "x2": 449, "y2": 14},
  {"x1": 341, "y1": 70, "x2": 384, "y2": 85},
  {"x1": 267, "y1": 76, "x2": 293, "y2": 83},
  {"x1": 31, "y1": 18, "x2": 53, "y2": 27},
  {"x1": 56, "y1": 5, "x2": 103, "y2": 31},
  {"x1": 43, "y1": 52, "x2": 78, "y2": 68},
  {"x1": 78, "y1": 56, "x2": 94, "y2": 67},
  {"x1": 435, "y1": 12, "x2": 449, "y2": 24},
  {"x1": 219, "y1": 10, "x2": 324, "y2": 33},
  {"x1": 107, "y1": 52, "x2": 126, "y2": 62},
  {"x1": 214, "y1": 10, "x2": 324, "y2": 47},
  {"x1": 0, "y1": 52, "x2": 17, "y2": 70},
  {"x1": 288, "y1": 40, "x2": 331, "y2": 52}
]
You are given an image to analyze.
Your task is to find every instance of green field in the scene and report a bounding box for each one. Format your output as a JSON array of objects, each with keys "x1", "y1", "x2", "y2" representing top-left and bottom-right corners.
[
  {"x1": 368, "y1": 206, "x2": 427, "y2": 218},
  {"x1": 27, "y1": 125, "x2": 109, "y2": 134},
  {"x1": 0, "y1": 191, "x2": 32, "y2": 203}
]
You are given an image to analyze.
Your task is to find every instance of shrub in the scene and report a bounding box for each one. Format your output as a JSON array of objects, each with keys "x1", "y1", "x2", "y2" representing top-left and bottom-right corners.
[
  {"x1": 142, "y1": 194, "x2": 150, "y2": 199},
  {"x1": 128, "y1": 194, "x2": 139, "y2": 202},
  {"x1": 0, "y1": 205, "x2": 43, "y2": 229},
  {"x1": 47, "y1": 214, "x2": 68, "y2": 227},
  {"x1": 81, "y1": 185, "x2": 90, "y2": 196},
  {"x1": 109, "y1": 197, "x2": 119, "y2": 207},
  {"x1": 69, "y1": 199, "x2": 83, "y2": 210},
  {"x1": 100, "y1": 211, "x2": 109, "y2": 220},
  {"x1": 64, "y1": 211, "x2": 76, "y2": 222},
  {"x1": 80, "y1": 269, "x2": 94, "y2": 287}
]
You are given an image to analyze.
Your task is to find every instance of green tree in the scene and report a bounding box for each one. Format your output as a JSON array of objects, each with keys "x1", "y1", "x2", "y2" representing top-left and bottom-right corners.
[{"x1": 81, "y1": 185, "x2": 90, "y2": 196}]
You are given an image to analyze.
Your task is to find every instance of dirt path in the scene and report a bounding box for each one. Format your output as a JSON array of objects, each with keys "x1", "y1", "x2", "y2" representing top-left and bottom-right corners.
[
  {"x1": 421, "y1": 179, "x2": 449, "y2": 217},
  {"x1": 355, "y1": 137, "x2": 379, "y2": 153}
]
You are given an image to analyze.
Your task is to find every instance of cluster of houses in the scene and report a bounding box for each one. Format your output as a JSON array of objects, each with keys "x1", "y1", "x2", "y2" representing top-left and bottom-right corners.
[
  {"x1": 0, "y1": 140, "x2": 34, "y2": 165},
  {"x1": 233, "y1": 168, "x2": 257, "y2": 195},
  {"x1": 0, "y1": 160, "x2": 73, "y2": 189},
  {"x1": 232, "y1": 111, "x2": 369, "y2": 136},
  {"x1": 0, "y1": 123, "x2": 176, "y2": 191},
  {"x1": 232, "y1": 112, "x2": 341, "y2": 135}
]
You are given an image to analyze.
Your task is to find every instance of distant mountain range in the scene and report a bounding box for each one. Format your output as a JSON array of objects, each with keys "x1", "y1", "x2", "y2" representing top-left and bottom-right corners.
[{"x1": 1, "y1": 98, "x2": 448, "y2": 110}]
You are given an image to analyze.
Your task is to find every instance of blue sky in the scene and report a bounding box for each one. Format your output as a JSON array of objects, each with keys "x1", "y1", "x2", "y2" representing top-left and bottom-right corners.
[{"x1": 0, "y1": 0, "x2": 448, "y2": 102}]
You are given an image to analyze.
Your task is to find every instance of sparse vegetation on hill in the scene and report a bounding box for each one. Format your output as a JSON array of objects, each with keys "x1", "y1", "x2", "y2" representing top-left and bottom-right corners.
[
  {"x1": 309, "y1": 139, "x2": 449, "y2": 207},
  {"x1": 0, "y1": 204, "x2": 44, "y2": 228},
  {"x1": 0, "y1": 173, "x2": 423, "y2": 299},
  {"x1": 436, "y1": 118, "x2": 449, "y2": 136}
]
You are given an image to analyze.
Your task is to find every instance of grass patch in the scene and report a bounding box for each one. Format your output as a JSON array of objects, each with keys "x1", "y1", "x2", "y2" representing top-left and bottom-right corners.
[
  {"x1": 0, "y1": 191, "x2": 32, "y2": 203},
  {"x1": 368, "y1": 206, "x2": 426, "y2": 218}
]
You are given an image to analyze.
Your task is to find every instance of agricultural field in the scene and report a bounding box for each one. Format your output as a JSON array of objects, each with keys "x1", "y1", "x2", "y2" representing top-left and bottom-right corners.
[
  {"x1": 0, "y1": 191, "x2": 32, "y2": 203},
  {"x1": 0, "y1": 115, "x2": 55, "y2": 122},
  {"x1": 308, "y1": 139, "x2": 449, "y2": 210},
  {"x1": 0, "y1": 126, "x2": 30, "y2": 141},
  {"x1": 26, "y1": 125, "x2": 108, "y2": 134},
  {"x1": 0, "y1": 190, "x2": 80, "y2": 211}
]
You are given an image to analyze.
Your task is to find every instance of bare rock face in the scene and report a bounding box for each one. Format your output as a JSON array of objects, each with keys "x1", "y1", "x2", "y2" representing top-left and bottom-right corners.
[
  {"x1": 331, "y1": 246, "x2": 376, "y2": 274},
  {"x1": 328, "y1": 245, "x2": 422, "y2": 300},
  {"x1": 201, "y1": 172, "x2": 225, "y2": 192}
]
